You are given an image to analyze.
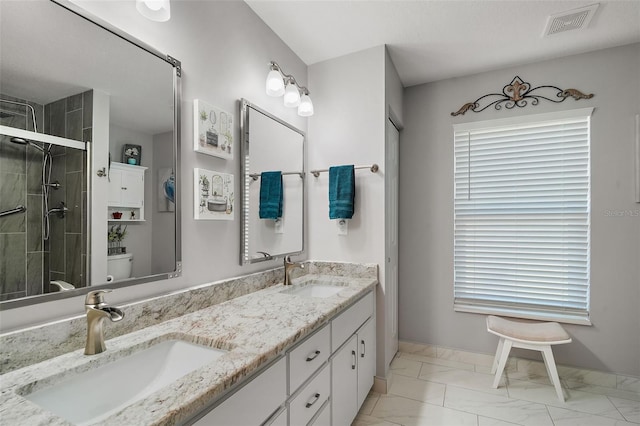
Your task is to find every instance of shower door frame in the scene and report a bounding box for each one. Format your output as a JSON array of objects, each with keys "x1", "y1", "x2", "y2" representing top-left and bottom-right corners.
[{"x1": 0, "y1": 124, "x2": 90, "y2": 299}]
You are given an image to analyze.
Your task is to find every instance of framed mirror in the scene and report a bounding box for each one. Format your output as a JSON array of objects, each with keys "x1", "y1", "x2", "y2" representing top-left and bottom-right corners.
[
  {"x1": 0, "y1": 0, "x2": 181, "y2": 309},
  {"x1": 240, "y1": 99, "x2": 305, "y2": 264}
]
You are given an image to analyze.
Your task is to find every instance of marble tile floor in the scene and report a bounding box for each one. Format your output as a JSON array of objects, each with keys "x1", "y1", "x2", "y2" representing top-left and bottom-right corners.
[{"x1": 353, "y1": 352, "x2": 640, "y2": 426}]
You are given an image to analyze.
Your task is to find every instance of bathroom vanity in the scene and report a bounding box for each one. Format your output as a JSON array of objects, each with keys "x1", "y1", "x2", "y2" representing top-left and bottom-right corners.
[
  {"x1": 192, "y1": 290, "x2": 375, "y2": 426},
  {"x1": 0, "y1": 264, "x2": 377, "y2": 425}
]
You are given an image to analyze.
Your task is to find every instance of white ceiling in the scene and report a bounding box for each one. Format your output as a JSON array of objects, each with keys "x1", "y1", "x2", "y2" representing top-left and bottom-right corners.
[{"x1": 245, "y1": 0, "x2": 640, "y2": 87}]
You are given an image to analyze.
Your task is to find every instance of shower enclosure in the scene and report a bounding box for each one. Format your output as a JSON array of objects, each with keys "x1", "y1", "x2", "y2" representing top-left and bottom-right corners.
[{"x1": 0, "y1": 93, "x2": 90, "y2": 301}]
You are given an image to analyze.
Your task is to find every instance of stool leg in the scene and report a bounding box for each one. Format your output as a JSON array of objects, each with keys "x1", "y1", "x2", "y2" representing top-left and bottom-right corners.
[
  {"x1": 541, "y1": 346, "x2": 565, "y2": 402},
  {"x1": 491, "y1": 338, "x2": 504, "y2": 374},
  {"x1": 492, "y1": 339, "x2": 512, "y2": 389}
]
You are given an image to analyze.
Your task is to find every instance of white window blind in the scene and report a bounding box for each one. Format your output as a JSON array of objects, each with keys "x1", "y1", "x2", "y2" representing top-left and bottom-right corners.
[{"x1": 453, "y1": 109, "x2": 592, "y2": 324}]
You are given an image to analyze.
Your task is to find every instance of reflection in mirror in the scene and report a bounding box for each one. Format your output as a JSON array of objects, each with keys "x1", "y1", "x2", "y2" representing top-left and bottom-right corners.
[
  {"x1": 240, "y1": 99, "x2": 305, "y2": 264},
  {"x1": 0, "y1": 0, "x2": 181, "y2": 309},
  {"x1": 0, "y1": 125, "x2": 88, "y2": 301}
]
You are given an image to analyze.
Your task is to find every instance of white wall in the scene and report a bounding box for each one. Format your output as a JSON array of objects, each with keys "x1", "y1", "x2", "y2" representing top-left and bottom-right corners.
[
  {"x1": 308, "y1": 45, "x2": 404, "y2": 378},
  {"x1": 109, "y1": 124, "x2": 154, "y2": 278},
  {"x1": 0, "y1": 0, "x2": 308, "y2": 331},
  {"x1": 400, "y1": 43, "x2": 640, "y2": 376}
]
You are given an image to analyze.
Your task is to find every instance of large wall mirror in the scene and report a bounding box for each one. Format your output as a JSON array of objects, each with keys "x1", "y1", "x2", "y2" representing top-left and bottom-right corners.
[
  {"x1": 0, "y1": 0, "x2": 181, "y2": 309},
  {"x1": 240, "y1": 99, "x2": 305, "y2": 264}
]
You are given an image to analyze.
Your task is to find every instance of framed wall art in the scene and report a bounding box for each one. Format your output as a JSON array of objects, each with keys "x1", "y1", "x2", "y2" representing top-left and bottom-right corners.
[
  {"x1": 194, "y1": 168, "x2": 234, "y2": 220},
  {"x1": 193, "y1": 99, "x2": 234, "y2": 160}
]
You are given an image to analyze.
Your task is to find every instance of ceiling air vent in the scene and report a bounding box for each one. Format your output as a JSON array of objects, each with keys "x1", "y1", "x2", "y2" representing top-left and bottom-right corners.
[{"x1": 544, "y1": 3, "x2": 599, "y2": 36}]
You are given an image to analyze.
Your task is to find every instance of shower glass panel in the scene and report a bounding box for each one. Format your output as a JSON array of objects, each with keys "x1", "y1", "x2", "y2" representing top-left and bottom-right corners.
[{"x1": 0, "y1": 95, "x2": 89, "y2": 301}]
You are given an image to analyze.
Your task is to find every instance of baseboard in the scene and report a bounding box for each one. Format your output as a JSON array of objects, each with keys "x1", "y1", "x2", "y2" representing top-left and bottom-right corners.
[
  {"x1": 372, "y1": 376, "x2": 388, "y2": 394},
  {"x1": 398, "y1": 339, "x2": 640, "y2": 393}
]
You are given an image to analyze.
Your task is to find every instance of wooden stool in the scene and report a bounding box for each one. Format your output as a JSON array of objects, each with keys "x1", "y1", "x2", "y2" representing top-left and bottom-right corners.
[{"x1": 486, "y1": 315, "x2": 572, "y2": 401}]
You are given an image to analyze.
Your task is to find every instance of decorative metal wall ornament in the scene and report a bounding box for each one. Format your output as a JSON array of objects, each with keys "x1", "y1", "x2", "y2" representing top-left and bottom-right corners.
[{"x1": 451, "y1": 76, "x2": 594, "y2": 116}]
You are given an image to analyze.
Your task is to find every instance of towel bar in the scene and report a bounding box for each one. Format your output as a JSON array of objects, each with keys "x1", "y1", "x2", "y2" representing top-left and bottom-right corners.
[
  {"x1": 249, "y1": 171, "x2": 304, "y2": 181},
  {"x1": 310, "y1": 164, "x2": 378, "y2": 178}
]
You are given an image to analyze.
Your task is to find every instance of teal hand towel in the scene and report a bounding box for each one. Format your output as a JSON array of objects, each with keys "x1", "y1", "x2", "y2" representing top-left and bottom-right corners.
[
  {"x1": 329, "y1": 165, "x2": 355, "y2": 219},
  {"x1": 259, "y1": 171, "x2": 283, "y2": 219}
]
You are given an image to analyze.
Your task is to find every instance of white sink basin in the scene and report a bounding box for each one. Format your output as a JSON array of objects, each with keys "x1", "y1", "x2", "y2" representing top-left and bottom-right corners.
[
  {"x1": 25, "y1": 339, "x2": 226, "y2": 425},
  {"x1": 282, "y1": 283, "x2": 344, "y2": 298}
]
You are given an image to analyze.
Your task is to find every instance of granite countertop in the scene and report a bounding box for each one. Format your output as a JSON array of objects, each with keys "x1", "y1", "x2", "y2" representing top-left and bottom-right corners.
[{"x1": 0, "y1": 274, "x2": 377, "y2": 425}]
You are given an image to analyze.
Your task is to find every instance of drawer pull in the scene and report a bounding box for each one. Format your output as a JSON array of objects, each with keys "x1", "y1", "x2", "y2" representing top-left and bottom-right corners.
[
  {"x1": 361, "y1": 339, "x2": 365, "y2": 357},
  {"x1": 352, "y1": 350, "x2": 356, "y2": 370},
  {"x1": 306, "y1": 350, "x2": 321, "y2": 362},
  {"x1": 305, "y1": 393, "x2": 320, "y2": 408}
]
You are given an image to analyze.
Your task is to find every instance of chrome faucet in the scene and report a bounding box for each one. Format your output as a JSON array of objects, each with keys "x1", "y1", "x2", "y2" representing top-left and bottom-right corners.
[
  {"x1": 283, "y1": 255, "x2": 305, "y2": 286},
  {"x1": 84, "y1": 289, "x2": 124, "y2": 355}
]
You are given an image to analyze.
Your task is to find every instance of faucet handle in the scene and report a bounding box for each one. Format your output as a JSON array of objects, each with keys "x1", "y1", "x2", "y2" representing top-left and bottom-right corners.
[{"x1": 85, "y1": 289, "x2": 113, "y2": 305}]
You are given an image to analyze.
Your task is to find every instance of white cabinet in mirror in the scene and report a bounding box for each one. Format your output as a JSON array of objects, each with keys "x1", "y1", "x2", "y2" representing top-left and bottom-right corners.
[{"x1": 108, "y1": 162, "x2": 147, "y2": 222}]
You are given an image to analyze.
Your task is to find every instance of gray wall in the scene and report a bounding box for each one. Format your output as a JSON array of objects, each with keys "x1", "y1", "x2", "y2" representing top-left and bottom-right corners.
[
  {"x1": 109, "y1": 124, "x2": 154, "y2": 278},
  {"x1": 309, "y1": 46, "x2": 388, "y2": 375},
  {"x1": 307, "y1": 45, "x2": 405, "y2": 378},
  {"x1": 151, "y1": 130, "x2": 175, "y2": 275},
  {"x1": 399, "y1": 43, "x2": 640, "y2": 376}
]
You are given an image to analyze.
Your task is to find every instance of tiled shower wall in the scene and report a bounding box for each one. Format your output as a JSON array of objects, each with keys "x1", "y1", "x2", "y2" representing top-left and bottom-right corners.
[
  {"x1": 0, "y1": 91, "x2": 91, "y2": 301},
  {"x1": 0, "y1": 94, "x2": 45, "y2": 301},
  {"x1": 43, "y1": 91, "x2": 92, "y2": 290}
]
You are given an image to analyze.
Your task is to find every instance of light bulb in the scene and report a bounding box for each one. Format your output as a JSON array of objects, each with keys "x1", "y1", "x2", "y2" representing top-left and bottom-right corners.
[
  {"x1": 283, "y1": 81, "x2": 301, "y2": 107},
  {"x1": 136, "y1": 0, "x2": 170, "y2": 22},
  {"x1": 266, "y1": 70, "x2": 285, "y2": 97},
  {"x1": 298, "y1": 94, "x2": 314, "y2": 117},
  {"x1": 145, "y1": 0, "x2": 163, "y2": 11}
]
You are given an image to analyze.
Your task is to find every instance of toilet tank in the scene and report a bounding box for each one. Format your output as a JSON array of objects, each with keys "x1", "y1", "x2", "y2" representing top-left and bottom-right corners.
[{"x1": 107, "y1": 253, "x2": 133, "y2": 280}]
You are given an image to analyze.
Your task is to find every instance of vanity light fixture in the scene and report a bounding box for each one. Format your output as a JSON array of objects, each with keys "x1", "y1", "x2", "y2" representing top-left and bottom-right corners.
[
  {"x1": 266, "y1": 61, "x2": 313, "y2": 117},
  {"x1": 266, "y1": 68, "x2": 285, "y2": 97},
  {"x1": 298, "y1": 93, "x2": 314, "y2": 117},
  {"x1": 283, "y1": 79, "x2": 301, "y2": 107},
  {"x1": 136, "y1": 0, "x2": 171, "y2": 22}
]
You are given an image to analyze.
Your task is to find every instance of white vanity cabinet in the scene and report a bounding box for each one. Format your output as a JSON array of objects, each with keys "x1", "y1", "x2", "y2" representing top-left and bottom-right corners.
[
  {"x1": 191, "y1": 357, "x2": 286, "y2": 426},
  {"x1": 108, "y1": 162, "x2": 146, "y2": 221},
  {"x1": 331, "y1": 292, "x2": 376, "y2": 426},
  {"x1": 286, "y1": 323, "x2": 331, "y2": 425},
  {"x1": 331, "y1": 334, "x2": 359, "y2": 424},
  {"x1": 288, "y1": 364, "x2": 330, "y2": 425},
  {"x1": 187, "y1": 289, "x2": 375, "y2": 426},
  {"x1": 356, "y1": 317, "x2": 376, "y2": 408},
  {"x1": 288, "y1": 325, "x2": 330, "y2": 392}
]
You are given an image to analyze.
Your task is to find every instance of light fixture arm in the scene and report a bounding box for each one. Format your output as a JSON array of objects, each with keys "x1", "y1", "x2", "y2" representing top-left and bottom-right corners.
[{"x1": 270, "y1": 61, "x2": 309, "y2": 96}]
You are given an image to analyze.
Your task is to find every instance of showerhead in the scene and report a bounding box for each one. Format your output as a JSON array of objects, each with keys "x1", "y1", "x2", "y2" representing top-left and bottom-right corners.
[{"x1": 10, "y1": 137, "x2": 45, "y2": 152}]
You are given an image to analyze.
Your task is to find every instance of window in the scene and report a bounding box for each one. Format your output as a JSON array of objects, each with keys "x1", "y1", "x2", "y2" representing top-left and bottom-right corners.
[{"x1": 453, "y1": 108, "x2": 593, "y2": 324}]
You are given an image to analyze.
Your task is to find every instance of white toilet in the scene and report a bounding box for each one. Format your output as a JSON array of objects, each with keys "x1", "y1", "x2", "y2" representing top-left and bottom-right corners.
[{"x1": 107, "y1": 253, "x2": 133, "y2": 281}]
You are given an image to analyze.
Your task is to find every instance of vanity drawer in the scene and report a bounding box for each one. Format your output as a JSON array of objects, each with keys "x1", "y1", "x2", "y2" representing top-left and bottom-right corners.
[
  {"x1": 193, "y1": 357, "x2": 286, "y2": 426},
  {"x1": 309, "y1": 400, "x2": 330, "y2": 426},
  {"x1": 289, "y1": 364, "x2": 330, "y2": 426},
  {"x1": 289, "y1": 324, "x2": 330, "y2": 393},
  {"x1": 331, "y1": 291, "x2": 374, "y2": 350}
]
